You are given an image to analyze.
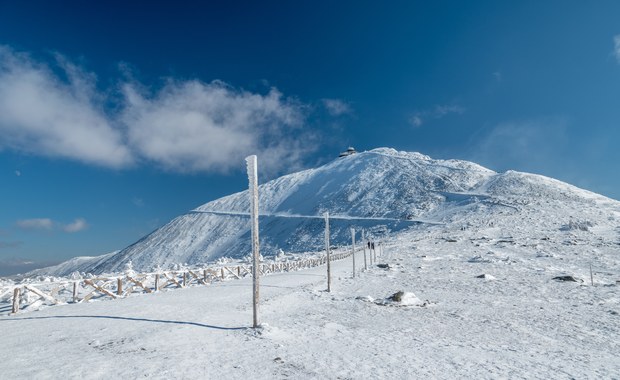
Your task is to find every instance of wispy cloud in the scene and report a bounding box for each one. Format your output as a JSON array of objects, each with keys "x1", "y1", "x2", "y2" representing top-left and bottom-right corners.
[
  {"x1": 0, "y1": 45, "x2": 314, "y2": 175},
  {"x1": 15, "y1": 217, "x2": 88, "y2": 233},
  {"x1": 16, "y1": 218, "x2": 54, "y2": 231},
  {"x1": 0, "y1": 241, "x2": 22, "y2": 249},
  {"x1": 62, "y1": 218, "x2": 88, "y2": 233},
  {"x1": 132, "y1": 197, "x2": 145, "y2": 207},
  {"x1": 322, "y1": 98, "x2": 352, "y2": 116},
  {"x1": 614, "y1": 35, "x2": 620, "y2": 63},
  {"x1": 471, "y1": 118, "x2": 569, "y2": 173},
  {"x1": 408, "y1": 104, "x2": 465, "y2": 128},
  {"x1": 409, "y1": 115, "x2": 423, "y2": 127}
]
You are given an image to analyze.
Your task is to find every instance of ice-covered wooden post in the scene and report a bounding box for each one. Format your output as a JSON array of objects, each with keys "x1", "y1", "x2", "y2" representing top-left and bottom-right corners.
[
  {"x1": 350, "y1": 227, "x2": 356, "y2": 278},
  {"x1": 246, "y1": 155, "x2": 261, "y2": 328},
  {"x1": 11, "y1": 287, "x2": 20, "y2": 314},
  {"x1": 324, "y1": 212, "x2": 331, "y2": 292},
  {"x1": 373, "y1": 241, "x2": 377, "y2": 263},
  {"x1": 362, "y1": 230, "x2": 368, "y2": 270}
]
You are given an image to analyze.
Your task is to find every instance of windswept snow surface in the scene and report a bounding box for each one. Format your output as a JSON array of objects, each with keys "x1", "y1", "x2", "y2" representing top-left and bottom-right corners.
[
  {"x1": 29, "y1": 147, "x2": 620, "y2": 277},
  {"x1": 1, "y1": 223, "x2": 619, "y2": 378}
]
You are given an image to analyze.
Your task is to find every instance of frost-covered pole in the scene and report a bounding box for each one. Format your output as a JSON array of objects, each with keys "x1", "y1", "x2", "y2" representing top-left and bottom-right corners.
[
  {"x1": 246, "y1": 155, "x2": 260, "y2": 328},
  {"x1": 324, "y1": 212, "x2": 331, "y2": 292},
  {"x1": 350, "y1": 228, "x2": 356, "y2": 278},
  {"x1": 373, "y1": 241, "x2": 377, "y2": 263},
  {"x1": 11, "y1": 287, "x2": 20, "y2": 314},
  {"x1": 362, "y1": 229, "x2": 368, "y2": 270}
]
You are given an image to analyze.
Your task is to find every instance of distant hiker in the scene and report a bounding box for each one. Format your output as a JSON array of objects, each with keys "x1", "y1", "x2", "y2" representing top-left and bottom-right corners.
[{"x1": 367, "y1": 241, "x2": 371, "y2": 249}]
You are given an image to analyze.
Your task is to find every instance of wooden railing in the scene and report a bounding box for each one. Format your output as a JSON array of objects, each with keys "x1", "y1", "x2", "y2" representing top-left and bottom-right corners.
[{"x1": 1, "y1": 248, "x2": 356, "y2": 315}]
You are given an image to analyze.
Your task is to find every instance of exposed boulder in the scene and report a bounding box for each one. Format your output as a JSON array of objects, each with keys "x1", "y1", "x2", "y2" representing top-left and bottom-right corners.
[{"x1": 553, "y1": 275, "x2": 583, "y2": 283}]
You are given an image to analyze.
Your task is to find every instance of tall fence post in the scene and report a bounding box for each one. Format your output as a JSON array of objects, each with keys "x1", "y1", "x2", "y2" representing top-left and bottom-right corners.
[
  {"x1": 117, "y1": 278, "x2": 123, "y2": 296},
  {"x1": 73, "y1": 282, "x2": 78, "y2": 303},
  {"x1": 350, "y1": 227, "x2": 356, "y2": 278},
  {"x1": 246, "y1": 155, "x2": 261, "y2": 328},
  {"x1": 11, "y1": 287, "x2": 20, "y2": 314},
  {"x1": 373, "y1": 241, "x2": 377, "y2": 263},
  {"x1": 325, "y1": 212, "x2": 331, "y2": 292},
  {"x1": 363, "y1": 230, "x2": 368, "y2": 270}
]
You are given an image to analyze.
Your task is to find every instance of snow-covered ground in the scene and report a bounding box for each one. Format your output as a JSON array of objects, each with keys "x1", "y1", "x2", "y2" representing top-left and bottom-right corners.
[
  {"x1": 3, "y1": 147, "x2": 619, "y2": 377},
  {"x1": 1, "y1": 222, "x2": 618, "y2": 379}
]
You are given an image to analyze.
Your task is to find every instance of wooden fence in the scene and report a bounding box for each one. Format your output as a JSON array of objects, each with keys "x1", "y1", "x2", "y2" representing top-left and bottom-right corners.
[{"x1": 1, "y1": 248, "x2": 356, "y2": 315}]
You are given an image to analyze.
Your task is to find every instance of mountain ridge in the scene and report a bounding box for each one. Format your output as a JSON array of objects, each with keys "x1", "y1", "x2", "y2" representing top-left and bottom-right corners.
[{"x1": 28, "y1": 148, "x2": 620, "y2": 277}]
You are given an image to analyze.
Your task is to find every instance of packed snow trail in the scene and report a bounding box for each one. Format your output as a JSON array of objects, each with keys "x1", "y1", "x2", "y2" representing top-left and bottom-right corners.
[{"x1": 189, "y1": 209, "x2": 441, "y2": 224}]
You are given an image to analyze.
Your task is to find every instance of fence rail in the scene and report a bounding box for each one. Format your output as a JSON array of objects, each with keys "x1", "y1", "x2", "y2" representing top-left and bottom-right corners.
[{"x1": 1, "y1": 248, "x2": 356, "y2": 315}]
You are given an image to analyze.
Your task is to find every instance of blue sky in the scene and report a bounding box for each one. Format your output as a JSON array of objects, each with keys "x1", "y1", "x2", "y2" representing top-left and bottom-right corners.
[{"x1": 1, "y1": 1, "x2": 620, "y2": 274}]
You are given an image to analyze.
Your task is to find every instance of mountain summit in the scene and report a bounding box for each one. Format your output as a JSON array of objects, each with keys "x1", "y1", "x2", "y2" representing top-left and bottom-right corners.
[{"x1": 32, "y1": 148, "x2": 620, "y2": 276}]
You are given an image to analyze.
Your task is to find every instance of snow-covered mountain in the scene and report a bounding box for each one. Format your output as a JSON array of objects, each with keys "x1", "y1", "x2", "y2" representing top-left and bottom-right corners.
[
  {"x1": 32, "y1": 147, "x2": 620, "y2": 276},
  {"x1": 9, "y1": 147, "x2": 619, "y2": 378}
]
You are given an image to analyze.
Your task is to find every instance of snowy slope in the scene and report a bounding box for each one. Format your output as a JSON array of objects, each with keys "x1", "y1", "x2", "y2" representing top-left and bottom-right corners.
[
  {"x1": 2, "y1": 225, "x2": 619, "y2": 378},
  {"x1": 30, "y1": 147, "x2": 620, "y2": 276}
]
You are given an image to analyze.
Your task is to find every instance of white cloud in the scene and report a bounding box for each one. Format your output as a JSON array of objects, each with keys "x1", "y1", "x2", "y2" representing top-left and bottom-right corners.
[
  {"x1": 614, "y1": 35, "x2": 620, "y2": 63},
  {"x1": 15, "y1": 170, "x2": 21, "y2": 177},
  {"x1": 15, "y1": 217, "x2": 88, "y2": 233},
  {"x1": 0, "y1": 46, "x2": 133, "y2": 168},
  {"x1": 121, "y1": 80, "x2": 309, "y2": 174},
  {"x1": 322, "y1": 98, "x2": 352, "y2": 116},
  {"x1": 409, "y1": 115, "x2": 423, "y2": 128},
  {"x1": 0, "y1": 45, "x2": 314, "y2": 175},
  {"x1": 408, "y1": 104, "x2": 466, "y2": 128},
  {"x1": 433, "y1": 105, "x2": 465, "y2": 117},
  {"x1": 16, "y1": 218, "x2": 54, "y2": 231},
  {"x1": 62, "y1": 218, "x2": 88, "y2": 233}
]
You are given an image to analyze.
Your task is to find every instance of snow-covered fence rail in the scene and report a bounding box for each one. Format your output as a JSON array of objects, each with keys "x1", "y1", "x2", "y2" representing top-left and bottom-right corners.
[{"x1": 1, "y1": 248, "x2": 356, "y2": 315}]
